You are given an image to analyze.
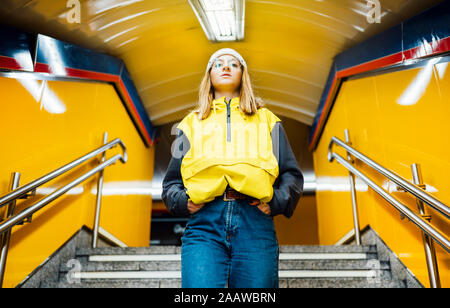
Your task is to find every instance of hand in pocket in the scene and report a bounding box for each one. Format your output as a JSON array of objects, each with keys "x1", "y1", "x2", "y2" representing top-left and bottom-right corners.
[
  {"x1": 248, "y1": 199, "x2": 271, "y2": 216},
  {"x1": 187, "y1": 200, "x2": 205, "y2": 214}
]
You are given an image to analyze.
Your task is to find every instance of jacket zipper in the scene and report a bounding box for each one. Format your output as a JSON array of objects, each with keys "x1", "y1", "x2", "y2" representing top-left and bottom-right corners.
[{"x1": 226, "y1": 99, "x2": 231, "y2": 142}]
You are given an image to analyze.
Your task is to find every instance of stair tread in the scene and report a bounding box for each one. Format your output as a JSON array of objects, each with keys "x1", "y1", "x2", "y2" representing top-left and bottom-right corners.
[
  {"x1": 76, "y1": 246, "x2": 180, "y2": 256},
  {"x1": 47, "y1": 244, "x2": 409, "y2": 288},
  {"x1": 60, "y1": 259, "x2": 389, "y2": 272},
  {"x1": 60, "y1": 269, "x2": 393, "y2": 282},
  {"x1": 283, "y1": 278, "x2": 406, "y2": 288},
  {"x1": 42, "y1": 277, "x2": 406, "y2": 289},
  {"x1": 279, "y1": 245, "x2": 377, "y2": 253},
  {"x1": 83, "y1": 252, "x2": 373, "y2": 262},
  {"x1": 76, "y1": 245, "x2": 377, "y2": 256}
]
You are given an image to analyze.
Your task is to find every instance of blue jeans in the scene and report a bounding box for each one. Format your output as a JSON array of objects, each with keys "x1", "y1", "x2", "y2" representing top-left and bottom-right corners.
[{"x1": 181, "y1": 196, "x2": 279, "y2": 288}]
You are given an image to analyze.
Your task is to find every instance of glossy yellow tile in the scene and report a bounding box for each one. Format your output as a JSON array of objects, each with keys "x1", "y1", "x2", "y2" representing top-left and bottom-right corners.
[
  {"x1": 313, "y1": 64, "x2": 450, "y2": 288},
  {"x1": 0, "y1": 77, "x2": 154, "y2": 288}
]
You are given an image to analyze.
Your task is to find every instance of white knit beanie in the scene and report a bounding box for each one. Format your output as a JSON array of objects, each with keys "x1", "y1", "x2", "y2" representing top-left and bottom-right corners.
[{"x1": 206, "y1": 48, "x2": 247, "y2": 72}]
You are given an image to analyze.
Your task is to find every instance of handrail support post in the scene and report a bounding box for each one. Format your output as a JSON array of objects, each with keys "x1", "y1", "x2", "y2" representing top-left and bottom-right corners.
[
  {"x1": 345, "y1": 129, "x2": 361, "y2": 246},
  {"x1": 92, "y1": 132, "x2": 108, "y2": 249},
  {"x1": 411, "y1": 164, "x2": 441, "y2": 288},
  {"x1": 0, "y1": 172, "x2": 20, "y2": 288}
]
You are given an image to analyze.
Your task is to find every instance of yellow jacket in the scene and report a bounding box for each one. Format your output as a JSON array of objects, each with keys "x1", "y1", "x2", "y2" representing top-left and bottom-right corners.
[
  {"x1": 177, "y1": 96, "x2": 281, "y2": 204},
  {"x1": 162, "y1": 96, "x2": 304, "y2": 218}
]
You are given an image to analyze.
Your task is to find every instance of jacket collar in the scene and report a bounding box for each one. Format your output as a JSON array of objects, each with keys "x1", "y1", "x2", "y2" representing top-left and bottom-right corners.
[{"x1": 212, "y1": 96, "x2": 240, "y2": 112}]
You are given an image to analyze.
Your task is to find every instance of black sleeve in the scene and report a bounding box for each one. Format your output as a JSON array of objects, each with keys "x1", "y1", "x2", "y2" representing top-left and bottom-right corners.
[
  {"x1": 161, "y1": 129, "x2": 191, "y2": 217},
  {"x1": 268, "y1": 122, "x2": 304, "y2": 218}
]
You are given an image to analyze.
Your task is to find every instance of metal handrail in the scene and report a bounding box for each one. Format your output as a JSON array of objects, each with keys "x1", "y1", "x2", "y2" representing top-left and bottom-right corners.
[
  {"x1": 0, "y1": 138, "x2": 127, "y2": 209},
  {"x1": 328, "y1": 134, "x2": 449, "y2": 288},
  {"x1": 328, "y1": 137, "x2": 450, "y2": 219},
  {"x1": 328, "y1": 149, "x2": 449, "y2": 252},
  {"x1": 0, "y1": 137, "x2": 127, "y2": 287},
  {"x1": 0, "y1": 154, "x2": 125, "y2": 235}
]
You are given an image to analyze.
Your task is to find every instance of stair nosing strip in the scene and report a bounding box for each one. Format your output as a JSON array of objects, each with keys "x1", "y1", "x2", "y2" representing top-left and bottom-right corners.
[
  {"x1": 71, "y1": 270, "x2": 378, "y2": 280},
  {"x1": 88, "y1": 253, "x2": 368, "y2": 262}
]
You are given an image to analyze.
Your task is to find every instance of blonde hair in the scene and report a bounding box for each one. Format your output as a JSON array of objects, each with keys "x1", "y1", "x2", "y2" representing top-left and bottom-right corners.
[{"x1": 193, "y1": 64, "x2": 263, "y2": 120}]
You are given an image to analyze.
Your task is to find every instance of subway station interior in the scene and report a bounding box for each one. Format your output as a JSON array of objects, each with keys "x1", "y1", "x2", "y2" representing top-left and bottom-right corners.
[{"x1": 0, "y1": 0, "x2": 449, "y2": 288}]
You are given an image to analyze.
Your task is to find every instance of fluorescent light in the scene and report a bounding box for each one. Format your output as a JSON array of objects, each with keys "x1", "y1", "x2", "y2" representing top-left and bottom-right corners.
[{"x1": 188, "y1": 0, "x2": 245, "y2": 42}]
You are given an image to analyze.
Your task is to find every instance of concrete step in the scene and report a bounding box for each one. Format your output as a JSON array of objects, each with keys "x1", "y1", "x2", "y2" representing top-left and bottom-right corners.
[
  {"x1": 281, "y1": 278, "x2": 406, "y2": 288},
  {"x1": 42, "y1": 279, "x2": 168, "y2": 288},
  {"x1": 42, "y1": 276, "x2": 405, "y2": 288},
  {"x1": 278, "y1": 245, "x2": 377, "y2": 253},
  {"x1": 62, "y1": 247, "x2": 383, "y2": 273},
  {"x1": 279, "y1": 259, "x2": 389, "y2": 270},
  {"x1": 48, "y1": 245, "x2": 407, "y2": 288},
  {"x1": 76, "y1": 246, "x2": 182, "y2": 256},
  {"x1": 75, "y1": 245, "x2": 377, "y2": 257},
  {"x1": 60, "y1": 258, "x2": 388, "y2": 272},
  {"x1": 57, "y1": 268, "x2": 392, "y2": 282}
]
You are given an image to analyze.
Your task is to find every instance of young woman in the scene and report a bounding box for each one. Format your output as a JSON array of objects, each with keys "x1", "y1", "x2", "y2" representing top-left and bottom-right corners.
[{"x1": 162, "y1": 48, "x2": 303, "y2": 288}]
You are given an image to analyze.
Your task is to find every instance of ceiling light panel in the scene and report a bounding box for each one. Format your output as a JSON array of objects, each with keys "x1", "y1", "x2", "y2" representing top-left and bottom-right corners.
[{"x1": 188, "y1": 0, "x2": 245, "y2": 42}]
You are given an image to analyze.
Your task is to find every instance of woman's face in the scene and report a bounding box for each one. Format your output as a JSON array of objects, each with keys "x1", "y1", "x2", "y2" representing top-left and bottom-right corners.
[{"x1": 210, "y1": 54, "x2": 242, "y2": 94}]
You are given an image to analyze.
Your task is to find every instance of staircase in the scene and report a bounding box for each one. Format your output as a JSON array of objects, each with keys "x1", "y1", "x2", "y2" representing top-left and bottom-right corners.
[{"x1": 43, "y1": 244, "x2": 408, "y2": 288}]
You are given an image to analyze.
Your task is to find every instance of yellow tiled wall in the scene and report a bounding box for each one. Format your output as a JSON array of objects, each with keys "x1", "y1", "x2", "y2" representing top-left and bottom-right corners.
[
  {"x1": 0, "y1": 77, "x2": 154, "y2": 287},
  {"x1": 313, "y1": 61, "x2": 450, "y2": 287}
]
